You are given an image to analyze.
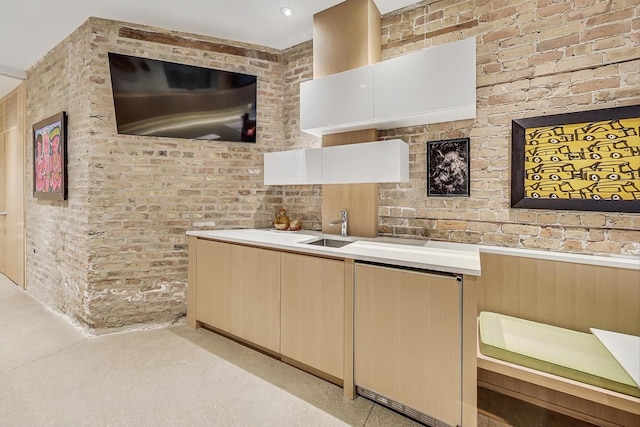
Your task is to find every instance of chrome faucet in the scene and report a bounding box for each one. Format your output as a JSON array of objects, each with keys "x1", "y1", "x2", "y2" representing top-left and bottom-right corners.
[{"x1": 328, "y1": 210, "x2": 348, "y2": 237}]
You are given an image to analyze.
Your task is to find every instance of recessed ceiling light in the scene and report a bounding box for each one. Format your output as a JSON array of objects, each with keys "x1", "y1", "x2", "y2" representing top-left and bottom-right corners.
[{"x1": 280, "y1": 7, "x2": 294, "y2": 17}]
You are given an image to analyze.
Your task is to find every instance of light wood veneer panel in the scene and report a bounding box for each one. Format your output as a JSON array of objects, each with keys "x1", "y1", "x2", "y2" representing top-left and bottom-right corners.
[
  {"x1": 355, "y1": 264, "x2": 462, "y2": 426},
  {"x1": 1, "y1": 84, "x2": 25, "y2": 287},
  {"x1": 0, "y1": 131, "x2": 5, "y2": 277},
  {"x1": 322, "y1": 129, "x2": 377, "y2": 147},
  {"x1": 230, "y1": 245, "x2": 281, "y2": 353},
  {"x1": 194, "y1": 241, "x2": 281, "y2": 353},
  {"x1": 321, "y1": 129, "x2": 379, "y2": 238},
  {"x1": 315, "y1": 0, "x2": 381, "y2": 239},
  {"x1": 322, "y1": 183, "x2": 378, "y2": 238},
  {"x1": 195, "y1": 239, "x2": 232, "y2": 329},
  {"x1": 476, "y1": 252, "x2": 640, "y2": 335},
  {"x1": 312, "y1": 0, "x2": 381, "y2": 78},
  {"x1": 186, "y1": 235, "x2": 198, "y2": 328},
  {"x1": 344, "y1": 258, "x2": 356, "y2": 399},
  {"x1": 462, "y1": 274, "x2": 479, "y2": 427},
  {"x1": 280, "y1": 253, "x2": 345, "y2": 379}
]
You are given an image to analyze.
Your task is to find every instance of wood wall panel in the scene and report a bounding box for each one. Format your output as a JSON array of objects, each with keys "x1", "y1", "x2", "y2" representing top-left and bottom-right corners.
[
  {"x1": 313, "y1": 0, "x2": 381, "y2": 78},
  {"x1": 476, "y1": 252, "x2": 640, "y2": 335},
  {"x1": 0, "y1": 131, "x2": 5, "y2": 276},
  {"x1": 186, "y1": 235, "x2": 198, "y2": 328},
  {"x1": 321, "y1": 129, "x2": 377, "y2": 147},
  {"x1": 322, "y1": 184, "x2": 378, "y2": 237},
  {"x1": 0, "y1": 84, "x2": 25, "y2": 287},
  {"x1": 314, "y1": 0, "x2": 382, "y2": 238}
]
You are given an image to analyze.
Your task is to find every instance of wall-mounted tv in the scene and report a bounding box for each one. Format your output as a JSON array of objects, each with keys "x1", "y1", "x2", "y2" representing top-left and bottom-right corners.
[{"x1": 107, "y1": 52, "x2": 257, "y2": 142}]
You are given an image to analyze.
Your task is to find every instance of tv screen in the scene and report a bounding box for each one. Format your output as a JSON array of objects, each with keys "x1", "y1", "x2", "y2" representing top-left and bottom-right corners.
[{"x1": 107, "y1": 52, "x2": 257, "y2": 142}]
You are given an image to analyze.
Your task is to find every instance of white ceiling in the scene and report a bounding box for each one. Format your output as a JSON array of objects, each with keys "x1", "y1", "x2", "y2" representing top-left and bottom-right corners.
[{"x1": 0, "y1": 0, "x2": 418, "y2": 99}]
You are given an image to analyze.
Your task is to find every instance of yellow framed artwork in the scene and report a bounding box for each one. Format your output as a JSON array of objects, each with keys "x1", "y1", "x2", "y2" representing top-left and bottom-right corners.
[{"x1": 511, "y1": 105, "x2": 640, "y2": 213}]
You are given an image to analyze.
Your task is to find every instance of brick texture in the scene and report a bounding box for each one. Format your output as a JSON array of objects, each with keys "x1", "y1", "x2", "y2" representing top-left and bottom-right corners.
[
  {"x1": 377, "y1": 0, "x2": 640, "y2": 257},
  {"x1": 24, "y1": 0, "x2": 640, "y2": 331},
  {"x1": 26, "y1": 18, "x2": 290, "y2": 331}
]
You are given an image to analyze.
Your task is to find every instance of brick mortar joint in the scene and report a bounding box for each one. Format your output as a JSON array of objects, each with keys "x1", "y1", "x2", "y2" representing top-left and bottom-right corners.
[
  {"x1": 380, "y1": 216, "x2": 638, "y2": 232},
  {"x1": 477, "y1": 56, "x2": 640, "y2": 90}
]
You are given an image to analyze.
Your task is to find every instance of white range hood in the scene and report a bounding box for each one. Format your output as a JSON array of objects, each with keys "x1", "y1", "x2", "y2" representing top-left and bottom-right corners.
[{"x1": 264, "y1": 139, "x2": 409, "y2": 185}]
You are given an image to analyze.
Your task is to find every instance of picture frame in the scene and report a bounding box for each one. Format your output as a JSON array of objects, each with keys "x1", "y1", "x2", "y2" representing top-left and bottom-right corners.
[
  {"x1": 511, "y1": 105, "x2": 640, "y2": 213},
  {"x1": 33, "y1": 111, "x2": 67, "y2": 200},
  {"x1": 427, "y1": 137, "x2": 470, "y2": 197}
]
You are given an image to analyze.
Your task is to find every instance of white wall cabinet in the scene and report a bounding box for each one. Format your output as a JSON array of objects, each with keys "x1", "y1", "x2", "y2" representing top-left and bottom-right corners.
[
  {"x1": 373, "y1": 37, "x2": 476, "y2": 129},
  {"x1": 263, "y1": 147, "x2": 322, "y2": 185},
  {"x1": 264, "y1": 139, "x2": 408, "y2": 185},
  {"x1": 321, "y1": 139, "x2": 408, "y2": 184},
  {"x1": 300, "y1": 64, "x2": 373, "y2": 135},
  {"x1": 300, "y1": 37, "x2": 476, "y2": 137}
]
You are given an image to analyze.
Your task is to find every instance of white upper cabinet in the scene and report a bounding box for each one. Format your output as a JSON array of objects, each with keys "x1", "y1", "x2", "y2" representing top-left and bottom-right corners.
[
  {"x1": 263, "y1": 139, "x2": 409, "y2": 185},
  {"x1": 299, "y1": 65, "x2": 373, "y2": 136},
  {"x1": 264, "y1": 148, "x2": 322, "y2": 185},
  {"x1": 322, "y1": 139, "x2": 409, "y2": 184},
  {"x1": 300, "y1": 37, "x2": 476, "y2": 137},
  {"x1": 373, "y1": 37, "x2": 476, "y2": 128}
]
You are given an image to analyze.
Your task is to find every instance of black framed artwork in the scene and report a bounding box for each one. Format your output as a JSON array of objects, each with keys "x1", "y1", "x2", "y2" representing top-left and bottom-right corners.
[
  {"x1": 427, "y1": 138, "x2": 470, "y2": 197},
  {"x1": 511, "y1": 105, "x2": 640, "y2": 213}
]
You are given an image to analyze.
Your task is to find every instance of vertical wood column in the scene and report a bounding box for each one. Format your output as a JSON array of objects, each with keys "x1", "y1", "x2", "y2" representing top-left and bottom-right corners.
[{"x1": 314, "y1": 0, "x2": 381, "y2": 238}]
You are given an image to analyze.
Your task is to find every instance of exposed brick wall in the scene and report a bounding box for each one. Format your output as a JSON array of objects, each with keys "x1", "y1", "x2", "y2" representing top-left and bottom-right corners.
[
  {"x1": 26, "y1": 18, "x2": 290, "y2": 331},
  {"x1": 24, "y1": 0, "x2": 638, "y2": 332},
  {"x1": 375, "y1": 0, "x2": 640, "y2": 256},
  {"x1": 280, "y1": 41, "x2": 323, "y2": 231},
  {"x1": 25, "y1": 23, "x2": 93, "y2": 325}
]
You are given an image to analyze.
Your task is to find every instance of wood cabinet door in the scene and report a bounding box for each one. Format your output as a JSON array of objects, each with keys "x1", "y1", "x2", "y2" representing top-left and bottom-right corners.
[
  {"x1": 196, "y1": 241, "x2": 281, "y2": 353},
  {"x1": 195, "y1": 239, "x2": 232, "y2": 330},
  {"x1": 230, "y1": 245, "x2": 281, "y2": 353},
  {"x1": 281, "y1": 253, "x2": 345, "y2": 379},
  {"x1": 355, "y1": 263, "x2": 462, "y2": 426}
]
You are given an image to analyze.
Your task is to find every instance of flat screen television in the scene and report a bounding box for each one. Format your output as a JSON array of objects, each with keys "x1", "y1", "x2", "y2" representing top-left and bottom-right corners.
[{"x1": 107, "y1": 52, "x2": 257, "y2": 142}]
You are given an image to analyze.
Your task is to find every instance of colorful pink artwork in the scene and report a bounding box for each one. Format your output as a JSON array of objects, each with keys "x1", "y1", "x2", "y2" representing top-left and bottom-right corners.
[{"x1": 33, "y1": 112, "x2": 66, "y2": 200}]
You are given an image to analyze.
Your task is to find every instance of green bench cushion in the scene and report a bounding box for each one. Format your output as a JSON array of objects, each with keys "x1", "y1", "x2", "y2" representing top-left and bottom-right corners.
[{"x1": 479, "y1": 311, "x2": 640, "y2": 398}]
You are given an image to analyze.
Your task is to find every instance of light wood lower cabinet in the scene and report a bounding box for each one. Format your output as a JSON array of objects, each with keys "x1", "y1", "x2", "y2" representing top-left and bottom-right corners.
[
  {"x1": 195, "y1": 239, "x2": 281, "y2": 353},
  {"x1": 189, "y1": 238, "x2": 472, "y2": 420},
  {"x1": 355, "y1": 263, "x2": 462, "y2": 427},
  {"x1": 195, "y1": 239, "x2": 232, "y2": 330},
  {"x1": 280, "y1": 253, "x2": 345, "y2": 380}
]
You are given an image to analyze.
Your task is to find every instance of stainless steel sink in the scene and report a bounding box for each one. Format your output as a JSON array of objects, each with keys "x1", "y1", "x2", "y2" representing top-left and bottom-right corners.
[{"x1": 305, "y1": 238, "x2": 354, "y2": 248}]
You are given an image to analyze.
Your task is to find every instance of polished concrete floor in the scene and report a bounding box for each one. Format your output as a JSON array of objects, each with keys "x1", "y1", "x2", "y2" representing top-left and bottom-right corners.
[{"x1": 0, "y1": 274, "x2": 594, "y2": 427}]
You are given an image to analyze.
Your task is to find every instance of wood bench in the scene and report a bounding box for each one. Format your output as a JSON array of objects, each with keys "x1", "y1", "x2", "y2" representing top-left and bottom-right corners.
[{"x1": 475, "y1": 248, "x2": 640, "y2": 426}]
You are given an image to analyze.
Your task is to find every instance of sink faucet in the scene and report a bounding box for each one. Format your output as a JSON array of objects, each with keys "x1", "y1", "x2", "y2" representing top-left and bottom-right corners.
[{"x1": 328, "y1": 210, "x2": 348, "y2": 237}]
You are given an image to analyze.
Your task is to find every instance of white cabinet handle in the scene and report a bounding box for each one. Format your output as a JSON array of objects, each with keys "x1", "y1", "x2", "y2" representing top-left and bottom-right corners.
[{"x1": 0, "y1": 212, "x2": 7, "y2": 216}]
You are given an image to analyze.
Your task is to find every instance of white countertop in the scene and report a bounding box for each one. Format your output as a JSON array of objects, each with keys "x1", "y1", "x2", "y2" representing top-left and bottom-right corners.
[
  {"x1": 187, "y1": 228, "x2": 640, "y2": 275},
  {"x1": 479, "y1": 245, "x2": 640, "y2": 270},
  {"x1": 187, "y1": 229, "x2": 481, "y2": 276}
]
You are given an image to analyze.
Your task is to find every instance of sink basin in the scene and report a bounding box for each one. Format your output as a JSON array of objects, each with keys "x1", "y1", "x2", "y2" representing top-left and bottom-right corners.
[{"x1": 305, "y1": 238, "x2": 354, "y2": 248}]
